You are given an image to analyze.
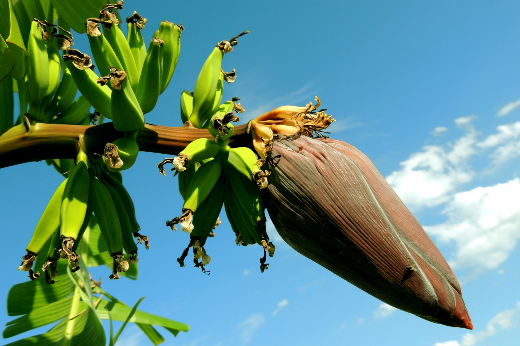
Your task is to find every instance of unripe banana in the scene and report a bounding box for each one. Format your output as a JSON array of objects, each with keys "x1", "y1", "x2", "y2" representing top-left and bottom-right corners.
[
  {"x1": 188, "y1": 46, "x2": 223, "y2": 128},
  {"x1": 102, "y1": 23, "x2": 139, "y2": 92},
  {"x1": 126, "y1": 12, "x2": 147, "y2": 76},
  {"x1": 167, "y1": 158, "x2": 223, "y2": 233},
  {"x1": 97, "y1": 170, "x2": 138, "y2": 262},
  {"x1": 26, "y1": 20, "x2": 49, "y2": 119},
  {"x1": 103, "y1": 131, "x2": 140, "y2": 172},
  {"x1": 190, "y1": 173, "x2": 226, "y2": 246},
  {"x1": 59, "y1": 155, "x2": 90, "y2": 267},
  {"x1": 158, "y1": 21, "x2": 183, "y2": 94},
  {"x1": 199, "y1": 71, "x2": 224, "y2": 127},
  {"x1": 48, "y1": 158, "x2": 76, "y2": 178},
  {"x1": 44, "y1": 63, "x2": 78, "y2": 119},
  {"x1": 86, "y1": 21, "x2": 123, "y2": 80},
  {"x1": 107, "y1": 68, "x2": 144, "y2": 131},
  {"x1": 99, "y1": 165, "x2": 148, "y2": 249},
  {"x1": 223, "y1": 179, "x2": 256, "y2": 245},
  {"x1": 224, "y1": 147, "x2": 266, "y2": 227},
  {"x1": 41, "y1": 35, "x2": 61, "y2": 117},
  {"x1": 158, "y1": 138, "x2": 220, "y2": 174},
  {"x1": 17, "y1": 178, "x2": 68, "y2": 278},
  {"x1": 50, "y1": 95, "x2": 91, "y2": 125},
  {"x1": 180, "y1": 90, "x2": 193, "y2": 124},
  {"x1": 136, "y1": 37, "x2": 163, "y2": 114},
  {"x1": 63, "y1": 54, "x2": 112, "y2": 119},
  {"x1": 89, "y1": 174, "x2": 126, "y2": 279},
  {"x1": 183, "y1": 157, "x2": 223, "y2": 213},
  {"x1": 42, "y1": 228, "x2": 62, "y2": 284},
  {"x1": 208, "y1": 112, "x2": 237, "y2": 141},
  {"x1": 178, "y1": 162, "x2": 198, "y2": 200}
]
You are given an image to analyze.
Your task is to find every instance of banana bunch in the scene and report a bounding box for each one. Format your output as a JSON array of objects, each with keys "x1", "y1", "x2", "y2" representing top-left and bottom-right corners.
[
  {"x1": 159, "y1": 107, "x2": 275, "y2": 274},
  {"x1": 186, "y1": 31, "x2": 248, "y2": 128},
  {"x1": 18, "y1": 146, "x2": 149, "y2": 283}
]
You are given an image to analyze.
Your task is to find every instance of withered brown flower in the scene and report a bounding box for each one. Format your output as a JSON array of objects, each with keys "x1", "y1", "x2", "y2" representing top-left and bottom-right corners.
[{"x1": 266, "y1": 136, "x2": 472, "y2": 329}]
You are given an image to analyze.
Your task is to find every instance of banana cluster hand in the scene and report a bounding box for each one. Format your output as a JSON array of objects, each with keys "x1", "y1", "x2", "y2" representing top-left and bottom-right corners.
[
  {"x1": 18, "y1": 146, "x2": 148, "y2": 283},
  {"x1": 158, "y1": 105, "x2": 274, "y2": 274}
]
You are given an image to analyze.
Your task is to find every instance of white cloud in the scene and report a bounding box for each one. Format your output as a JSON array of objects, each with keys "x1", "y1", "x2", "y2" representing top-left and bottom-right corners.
[
  {"x1": 498, "y1": 269, "x2": 505, "y2": 275},
  {"x1": 115, "y1": 330, "x2": 144, "y2": 346},
  {"x1": 435, "y1": 302, "x2": 520, "y2": 346},
  {"x1": 243, "y1": 269, "x2": 250, "y2": 276},
  {"x1": 424, "y1": 179, "x2": 520, "y2": 273},
  {"x1": 478, "y1": 121, "x2": 520, "y2": 166},
  {"x1": 237, "y1": 313, "x2": 265, "y2": 344},
  {"x1": 431, "y1": 126, "x2": 449, "y2": 136},
  {"x1": 496, "y1": 99, "x2": 520, "y2": 117},
  {"x1": 434, "y1": 342, "x2": 461, "y2": 346},
  {"x1": 272, "y1": 299, "x2": 289, "y2": 315},
  {"x1": 386, "y1": 116, "x2": 478, "y2": 208},
  {"x1": 373, "y1": 303, "x2": 397, "y2": 319}
]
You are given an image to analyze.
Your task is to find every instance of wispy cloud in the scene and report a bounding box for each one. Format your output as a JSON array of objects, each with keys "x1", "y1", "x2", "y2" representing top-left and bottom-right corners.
[
  {"x1": 424, "y1": 178, "x2": 520, "y2": 277},
  {"x1": 115, "y1": 329, "x2": 144, "y2": 346},
  {"x1": 243, "y1": 269, "x2": 251, "y2": 276},
  {"x1": 237, "y1": 313, "x2": 265, "y2": 344},
  {"x1": 266, "y1": 217, "x2": 284, "y2": 244},
  {"x1": 496, "y1": 99, "x2": 520, "y2": 117},
  {"x1": 373, "y1": 303, "x2": 397, "y2": 319},
  {"x1": 386, "y1": 116, "x2": 478, "y2": 209},
  {"x1": 431, "y1": 126, "x2": 448, "y2": 136},
  {"x1": 434, "y1": 302, "x2": 520, "y2": 346},
  {"x1": 272, "y1": 299, "x2": 289, "y2": 315}
]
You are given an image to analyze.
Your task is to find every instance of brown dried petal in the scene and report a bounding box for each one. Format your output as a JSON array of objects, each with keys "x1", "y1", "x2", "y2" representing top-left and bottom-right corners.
[{"x1": 267, "y1": 136, "x2": 473, "y2": 329}]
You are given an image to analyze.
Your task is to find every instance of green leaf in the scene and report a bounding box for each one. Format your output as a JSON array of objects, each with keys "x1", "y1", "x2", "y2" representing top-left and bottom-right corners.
[
  {"x1": 3, "y1": 296, "x2": 73, "y2": 338},
  {"x1": 96, "y1": 299, "x2": 189, "y2": 336},
  {"x1": 0, "y1": 33, "x2": 15, "y2": 81},
  {"x1": 7, "y1": 270, "x2": 75, "y2": 316},
  {"x1": 112, "y1": 297, "x2": 145, "y2": 344},
  {"x1": 4, "y1": 306, "x2": 105, "y2": 346},
  {"x1": 49, "y1": 0, "x2": 107, "y2": 34}
]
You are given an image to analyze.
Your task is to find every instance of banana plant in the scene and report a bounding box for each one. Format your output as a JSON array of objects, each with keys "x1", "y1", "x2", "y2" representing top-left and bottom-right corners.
[{"x1": 3, "y1": 216, "x2": 188, "y2": 345}]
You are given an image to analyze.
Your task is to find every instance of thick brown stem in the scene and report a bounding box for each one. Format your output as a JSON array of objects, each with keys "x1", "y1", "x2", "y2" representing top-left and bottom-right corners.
[{"x1": 0, "y1": 120, "x2": 251, "y2": 169}]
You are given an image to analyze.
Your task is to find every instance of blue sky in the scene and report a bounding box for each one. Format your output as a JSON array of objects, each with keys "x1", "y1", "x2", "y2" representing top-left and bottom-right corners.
[{"x1": 1, "y1": 0, "x2": 520, "y2": 345}]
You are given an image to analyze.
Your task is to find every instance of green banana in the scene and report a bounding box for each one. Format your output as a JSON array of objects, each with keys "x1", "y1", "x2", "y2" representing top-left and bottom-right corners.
[
  {"x1": 158, "y1": 138, "x2": 220, "y2": 175},
  {"x1": 126, "y1": 12, "x2": 147, "y2": 76},
  {"x1": 103, "y1": 131, "x2": 140, "y2": 172},
  {"x1": 208, "y1": 111, "x2": 238, "y2": 141},
  {"x1": 178, "y1": 162, "x2": 198, "y2": 200},
  {"x1": 42, "y1": 35, "x2": 61, "y2": 116},
  {"x1": 89, "y1": 173, "x2": 127, "y2": 279},
  {"x1": 158, "y1": 21, "x2": 183, "y2": 94},
  {"x1": 136, "y1": 37, "x2": 163, "y2": 114},
  {"x1": 99, "y1": 165, "x2": 148, "y2": 249},
  {"x1": 59, "y1": 152, "x2": 90, "y2": 268},
  {"x1": 190, "y1": 173, "x2": 226, "y2": 246},
  {"x1": 50, "y1": 95, "x2": 91, "y2": 125},
  {"x1": 63, "y1": 51, "x2": 112, "y2": 119},
  {"x1": 26, "y1": 20, "x2": 49, "y2": 120},
  {"x1": 102, "y1": 23, "x2": 139, "y2": 92},
  {"x1": 86, "y1": 20, "x2": 123, "y2": 79},
  {"x1": 108, "y1": 68, "x2": 144, "y2": 131},
  {"x1": 188, "y1": 46, "x2": 223, "y2": 128},
  {"x1": 199, "y1": 71, "x2": 224, "y2": 127},
  {"x1": 18, "y1": 178, "x2": 68, "y2": 279},
  {"x1": 44, "y1": 63, "x2": 77, "y2": 119},
  {"x1": 224, "y1": 179, "x2": 255, "y2": 245},
  {"x1": 223, "y1": 147, "x2": 268, "y2": 246},
  {"x1": 180, "y1": 90, "x2": 193, "y2": 124},
  {"x1": 167, "y1": 157, "x2": 223, "y2": 233}
]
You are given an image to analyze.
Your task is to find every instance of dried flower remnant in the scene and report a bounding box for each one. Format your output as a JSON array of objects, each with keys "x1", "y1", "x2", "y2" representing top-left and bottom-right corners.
[
  {"x1": 266, "y1": 135, "x2": 473, "y2": 329},
  {"x1": 63, "y1": 49, "x2": 94, "y2": 70},
  {"x1": 248, "y1": 97, "x2": 335, "y2": 160},
  {"x1": 222, "y1": 69, "x2": 237, "y2": 83},
  {"x1": 126, "y1": 11, "x2": 148, "y2": 29}
]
